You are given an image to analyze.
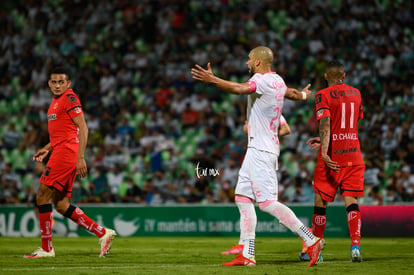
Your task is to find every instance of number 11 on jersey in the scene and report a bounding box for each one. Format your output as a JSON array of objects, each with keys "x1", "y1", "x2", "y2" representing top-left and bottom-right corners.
[{"x1": 341, "y1": 102, "x2": 355, "y2": 129}]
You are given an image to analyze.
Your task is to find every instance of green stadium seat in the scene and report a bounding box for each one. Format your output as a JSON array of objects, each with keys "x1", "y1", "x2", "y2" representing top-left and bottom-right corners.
[
  {"x1": 11, "y1": 77, "x2": 20, "y2": 92},
  {"x1": 132, "y1": 172, "x2": 145, "y2": 189},
  {"x1": 22, "y1": 173, "x2": 34, "y2": 188},
  {"x1": 118, "y1": 182, "x2": 129, "y2": 197}
]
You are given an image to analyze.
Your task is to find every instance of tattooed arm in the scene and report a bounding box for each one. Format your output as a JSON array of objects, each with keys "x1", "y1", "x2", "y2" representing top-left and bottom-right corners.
[{"x1": 319, "y1": 117, "x2": 340, "y2": 172}]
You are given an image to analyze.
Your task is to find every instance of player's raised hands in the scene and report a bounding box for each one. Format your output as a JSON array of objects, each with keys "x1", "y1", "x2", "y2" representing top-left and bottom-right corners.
[
  {"x1": 301, "y1": 83, "x2": 312, "y2": 101},
  {"x1": 191, "y1": 62, "x2": 215, "y2": 83}
]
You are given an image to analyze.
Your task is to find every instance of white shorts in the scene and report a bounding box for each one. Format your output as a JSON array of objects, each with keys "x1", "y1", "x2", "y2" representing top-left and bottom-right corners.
[{"x1": 235, "y1": 147, "x2": 278, "y2": 202}]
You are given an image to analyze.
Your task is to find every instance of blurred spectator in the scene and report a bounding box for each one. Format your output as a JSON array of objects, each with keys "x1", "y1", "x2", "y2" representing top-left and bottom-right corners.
[
  {"x1": 221, "y1": 158, "x2": 239, "y2": 184},
  {"x1": 0, "y1": 177, "x2": 20, "y2": 204},
  {"x1": 2, "y1": 163, "x2": 21, "y2": 190},
  {"x1": 119, "y1": 177, "x2": 144, "y2": 203},
  {"x1": 2, "y1": 124, "x2": 21, "y2": 150},
  {"x1": 107, "y1": 165, "x2": 125, "y2": 202},
  {"x1": 180, "y1": 103, "x2": 199, "y2": 129}
]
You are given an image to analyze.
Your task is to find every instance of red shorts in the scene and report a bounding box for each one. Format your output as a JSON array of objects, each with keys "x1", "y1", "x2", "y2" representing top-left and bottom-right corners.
[
  {"x1": 313, "y1": 163, "x2": 365, "y2": 202},
  {"x1": 40, "y1": 155, "x2": 77, "y2": 198}
]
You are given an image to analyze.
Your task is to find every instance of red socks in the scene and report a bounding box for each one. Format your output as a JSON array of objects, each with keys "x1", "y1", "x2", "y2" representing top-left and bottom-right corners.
[
  {"x1": 38, "y1": 204, "x2": 53, "y2": 252},
  {"x1": 347, "y1": 210, "x2": 361, "y2": 246},
  {"x1": 312, "y1": 206, "x2": 327, "y2": 239},
  {"x1": 312, "y1": 204, "x2": 361, "y2": 247},
  {"x1": 65, "y1": 205, "x2": 106, "y2": 238}
]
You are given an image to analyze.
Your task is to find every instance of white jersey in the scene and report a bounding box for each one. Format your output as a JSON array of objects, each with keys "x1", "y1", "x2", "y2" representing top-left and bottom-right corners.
[{"x1": 246, "y1": 72, "x2": 286, "y2": 156}]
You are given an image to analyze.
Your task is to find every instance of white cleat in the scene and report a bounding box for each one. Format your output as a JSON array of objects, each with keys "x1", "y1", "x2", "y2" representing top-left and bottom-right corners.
[
  {"x1": 99, "y1": 228, "x2": 117, "y2": 257},
  {"x1": 24, "y1": 247, "x2": 55, "y2": 258},
  {"x1": 351, "y1": 245, "x2": 362, "y2": 262}
]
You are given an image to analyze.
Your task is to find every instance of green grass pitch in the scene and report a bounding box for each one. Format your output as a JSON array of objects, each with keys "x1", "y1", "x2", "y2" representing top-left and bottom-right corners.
[{"x1": 1, "y1": 237, "x2": 413, "y2": 274}]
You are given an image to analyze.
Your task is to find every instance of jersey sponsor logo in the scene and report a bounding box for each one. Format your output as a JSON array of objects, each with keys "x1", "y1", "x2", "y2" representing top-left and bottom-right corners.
[
  {"x1": 332, "y1": 133, "x2": 358, "y2": 141},
  {"x1": 53, "y1": 103, "x2": 59, "y2": 109},
  {"x1": 330, "y1": 89, "x2": 358, "y2": 99},
  {"x1": 272, "y1": 81, "x2": 286, "y2": 91},
  {"x1": 66, "y1": 94, "x2": 78, "y2": 102},
  {"x1": 47, "y1": 114, "x2": 57, "y2": 121},
  {"x1": 334, "y1": 147, "x2": 359, "y2": 154}
]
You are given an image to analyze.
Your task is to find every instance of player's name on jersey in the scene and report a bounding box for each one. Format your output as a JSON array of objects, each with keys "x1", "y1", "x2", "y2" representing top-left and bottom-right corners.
[
  {"x1": 330, "y1": 89, "x2": 358, "y2": 99},
  {"x1": 332, "y1": 133, "x2": 358, "y2": 141}
]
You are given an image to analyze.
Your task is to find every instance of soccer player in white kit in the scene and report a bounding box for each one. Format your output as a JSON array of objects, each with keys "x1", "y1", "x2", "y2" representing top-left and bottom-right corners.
[{"x1": 192, "y1": 46, "x2": 323, "y2": 267}]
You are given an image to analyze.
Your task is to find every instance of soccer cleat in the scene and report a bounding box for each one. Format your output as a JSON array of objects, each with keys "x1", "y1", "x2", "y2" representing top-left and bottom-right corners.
[
  {"x1": 222, "y1": 254, "x2": 256, "y2": 266},
  {"x1": 221, "y1": 244, "x2": 244, "y2": 255},
  {"x1": 300, "y1": 238, "x2": 326, "y2": 262},
  {"x1": 24, "y1": 247, "x2": 55, "y2": 258},
  {"x1": 299, "y1": 251, "x2": 323, "y2": 262},
  {"x1": 307, "y1": 238, "x2": 323, "y2": 267},
  {"x1": 99, "y1": 228, "x2": 117, "y2": 258},
  {"x1": 350, "y1": 245, "x2": 362, "y2": 262},
  {"x1": 299, "y1": 252, "x2": 310, "y2": 261}
]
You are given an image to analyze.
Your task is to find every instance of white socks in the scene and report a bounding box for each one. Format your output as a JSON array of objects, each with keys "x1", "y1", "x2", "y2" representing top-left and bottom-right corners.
[
  {"x1": 259, "y1": 200, "x2": 316, "y2": 246},
  {"x1": 236, "y1": 197, "x2": 257, "y2": 258}
]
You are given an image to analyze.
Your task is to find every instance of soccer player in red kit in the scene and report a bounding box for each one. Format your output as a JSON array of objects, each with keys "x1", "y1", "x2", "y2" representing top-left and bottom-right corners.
[
  {"x1": 307, "y1": 60, "x2": 364, "y2": 262},
  {"x1": 24, "y1": 67, "x2": 116, "y2": 258}
]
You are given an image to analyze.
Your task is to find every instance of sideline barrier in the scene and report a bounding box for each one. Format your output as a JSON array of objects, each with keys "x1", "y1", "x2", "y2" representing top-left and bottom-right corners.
[{"x1": 0, "y1": 205, "x2": 412, "y2": 237}]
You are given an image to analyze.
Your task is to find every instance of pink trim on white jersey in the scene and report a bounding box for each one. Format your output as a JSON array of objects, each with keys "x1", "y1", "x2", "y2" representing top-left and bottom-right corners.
[
  {"x1": 247, "y1": 81, "x2": 257, "y2": 93},
  {"x1": 280, "y1": 115, "x2": 286, "y2": 125}
]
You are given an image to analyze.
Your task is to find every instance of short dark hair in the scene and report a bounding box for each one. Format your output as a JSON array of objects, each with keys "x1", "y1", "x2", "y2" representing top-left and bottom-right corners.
[
  {"x1": 325, "y1": 60, "x2": 344, "y2": 80},
  {"x1": 326, "y1": 60, "x2": 344, "y2": 69},
  {"x1": 49, "y1": 66, "x2": 71, "y2": 80}
]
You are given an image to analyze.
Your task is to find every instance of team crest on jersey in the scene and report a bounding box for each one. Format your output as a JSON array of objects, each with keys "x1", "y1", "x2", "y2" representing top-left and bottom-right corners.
[
  {"x1": 317, "y1": 109, "x2": 324, "y2": 118},
  {"x1": 53, "y1": 103, "x2": 59, "y2": 109},
  {"x1": 74, "y1": 107, "x2": 81, "y2": 114}
]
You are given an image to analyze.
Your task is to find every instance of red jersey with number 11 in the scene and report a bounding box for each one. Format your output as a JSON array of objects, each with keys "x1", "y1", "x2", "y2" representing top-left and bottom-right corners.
[{"x1": 315, "y1": 83, "x2": 364, "y2": 166}]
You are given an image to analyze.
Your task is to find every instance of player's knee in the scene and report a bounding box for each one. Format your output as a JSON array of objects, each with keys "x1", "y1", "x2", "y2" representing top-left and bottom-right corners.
[
  {"x1": 36, "y1": 184, "x2": 54, "y2": 204},
  {"x1": 55, "y1": 202, "x2": 71, "y2": 215},
  {"x1": 63, "y1": 204, "x2": 77, "y2": 218},
  {"x1": 346, "y1": 203, "x2": 359, "y2": 213},
  {"x1": 258, "y1": 200, "x2": 277, "y2": 210},
  {"x1": 36, "y1": 190, "x2": 49, "y2": 205}
]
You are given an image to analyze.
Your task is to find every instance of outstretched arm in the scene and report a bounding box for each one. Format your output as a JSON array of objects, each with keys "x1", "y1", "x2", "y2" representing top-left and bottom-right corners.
[
  {"x1": 191, "y1": 62, "x2": 252, "y2": 95},
  {"x1": 285, "y1": 84, "x2": 312, "y2": 101}
]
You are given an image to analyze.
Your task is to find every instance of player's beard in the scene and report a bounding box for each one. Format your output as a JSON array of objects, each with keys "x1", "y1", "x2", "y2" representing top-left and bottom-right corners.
[{"x1": 248, "y1": 65, "x2": 255, "y2": 77}]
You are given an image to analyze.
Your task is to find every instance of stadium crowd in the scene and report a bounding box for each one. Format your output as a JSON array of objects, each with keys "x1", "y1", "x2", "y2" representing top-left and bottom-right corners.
[{"x1": 0, "y1": 0, "x2": 413, "y2": 206}]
